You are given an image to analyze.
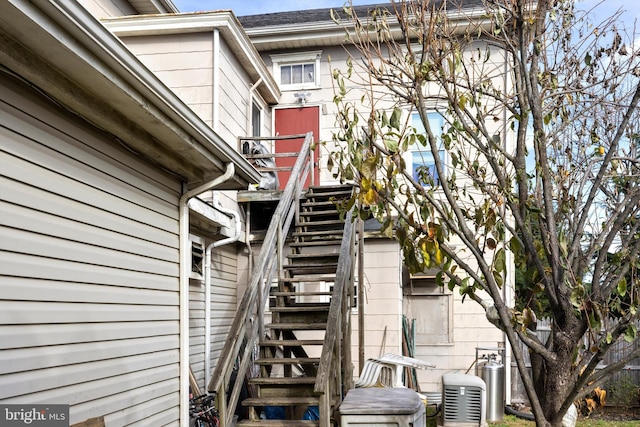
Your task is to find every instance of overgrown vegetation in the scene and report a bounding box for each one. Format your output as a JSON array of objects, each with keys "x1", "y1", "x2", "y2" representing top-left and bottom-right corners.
[{"x1": 328, "y1": 1, "x2": 640, "y2": 426}]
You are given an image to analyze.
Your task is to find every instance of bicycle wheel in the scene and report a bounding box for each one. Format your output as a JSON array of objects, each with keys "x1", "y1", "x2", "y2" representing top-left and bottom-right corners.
[{"x1": 189, "y1": 418, "x2": 209, "y2": 427}]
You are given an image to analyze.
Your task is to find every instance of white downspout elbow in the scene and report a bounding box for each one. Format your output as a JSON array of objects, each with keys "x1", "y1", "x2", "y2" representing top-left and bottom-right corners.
[{"x1": 179, "y1": 163, "x2": 235, "y2": 427}]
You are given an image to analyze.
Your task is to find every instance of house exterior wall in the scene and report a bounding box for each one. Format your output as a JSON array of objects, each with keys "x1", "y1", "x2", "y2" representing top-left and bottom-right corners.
[
  {"x1": 352, "y1": 238, "x2": 404, "y2": 361},
  {"x1": 119, "y1": 33, "x2": 217, "y2": 129},
  {"x1": 0, "y1": 72, "x2": 182, "y2": 425},
  {"x1": 118, "y1": 31, "x2": 267, "y2": 149},
  {"x1": 117, "y1": 28, "x2": 260, "y2": 394},
  {"x1": 354, "y1": 237, "x2": 504, "y2": 393},
  {"x1": 189, "y1": 244, "x2": 238, "y2": 392}
]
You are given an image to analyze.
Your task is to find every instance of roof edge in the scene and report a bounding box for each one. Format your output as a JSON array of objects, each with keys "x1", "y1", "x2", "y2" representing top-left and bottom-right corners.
[
  {"x1": 103, "y1": 11, "x2": 281, "y2": 104},
  {"x1": 0, "y1": 0, "x2": 261, "y2": 188}
]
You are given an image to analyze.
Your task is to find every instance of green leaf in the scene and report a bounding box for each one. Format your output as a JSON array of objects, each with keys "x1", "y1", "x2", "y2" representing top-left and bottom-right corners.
[
  {"x1": 390, "y1": 107, "x2": 401, "y2": 130},
  {"x1": 381, "y1": 110, "x2": 389, "y2": 128},
  {"x1": 617, "y1": 277, "x2": 627, "y2": 297},
  {"x1": 624, "y1": 324, "x2": 637, "y2": 343},
  {"x1": 458, "y1": 94, "x2": 467, "y2": 109},
  {"x1": 494, "y1": 248, "x2": 506, "y2": 273},
  {"x1": 361, "y1": 156, "x2": 378, "y2": 179}
]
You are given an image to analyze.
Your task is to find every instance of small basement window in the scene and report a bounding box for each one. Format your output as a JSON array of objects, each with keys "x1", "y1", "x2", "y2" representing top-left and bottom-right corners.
[
  {"x1": 190, "y1": 234, "x2": 204, "y2": 281},
  {"x1": 402, "y1": 267, "x2": 445, "y2": 296}
]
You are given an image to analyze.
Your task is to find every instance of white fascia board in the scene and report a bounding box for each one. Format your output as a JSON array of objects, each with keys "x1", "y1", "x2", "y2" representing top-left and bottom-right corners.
[{"x1": 103, "y1": 12, "x2": 281, "y2": 104}]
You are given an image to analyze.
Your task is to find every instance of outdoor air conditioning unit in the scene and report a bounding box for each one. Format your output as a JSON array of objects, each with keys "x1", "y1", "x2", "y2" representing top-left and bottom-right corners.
[{"x1": 440, "y1": 373, "x2": 487, "y2": 427}]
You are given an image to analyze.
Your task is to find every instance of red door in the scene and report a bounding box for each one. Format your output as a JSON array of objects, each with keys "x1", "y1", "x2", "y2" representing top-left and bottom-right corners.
[{"x1": 274, "y1": 106, "x2": 320, "y2": 190}]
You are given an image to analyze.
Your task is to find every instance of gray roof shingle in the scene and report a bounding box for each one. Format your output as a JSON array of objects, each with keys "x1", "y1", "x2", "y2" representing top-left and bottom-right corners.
[{"x1": 238, "y1": 0, "x2": 484, "y2": 29}]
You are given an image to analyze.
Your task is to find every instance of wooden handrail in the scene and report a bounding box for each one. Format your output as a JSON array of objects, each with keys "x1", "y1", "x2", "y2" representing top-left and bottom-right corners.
[
  {"x1": 314, "y1": 209, "x2": 356, "y2": 427},
  {"x1": 208, "y1": 132, "x2": 313, "y2": 426}
]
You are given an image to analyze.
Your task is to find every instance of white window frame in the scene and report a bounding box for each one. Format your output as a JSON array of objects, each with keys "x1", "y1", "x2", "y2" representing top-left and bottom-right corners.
[
  {"x1": 189, "y1": 234, "x2": 205, "y2": 281},
  {"x1": 270, "y1": 51, "x2": 322, "y2": 90},
  {"x1": 403, "y1": 110, "x2": 447, "y2": 186},
  {"x1": 251, "y1": 100, "x2": 262, "y2": 138}
]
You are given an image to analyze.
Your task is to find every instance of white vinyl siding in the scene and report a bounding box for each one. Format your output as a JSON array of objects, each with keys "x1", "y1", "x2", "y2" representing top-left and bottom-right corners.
[
  {"x1": 189, "y1": 245, "x2": 238, "y2": 391},
  {"x1": 0, "y1": 74, "x2": 182, "y2": 425},
  {"x1": 120, "y1": 33, "x2": 215, "y2": 128},
  {"x1": 217, "y1": 35, "x2": 252, "y2": 144}
]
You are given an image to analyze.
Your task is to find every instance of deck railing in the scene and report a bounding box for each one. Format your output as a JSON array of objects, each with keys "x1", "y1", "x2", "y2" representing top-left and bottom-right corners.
[
  {"x1": 208, "y1": 133, "x2": 313, "y2": 426},
  {"x1": 239, "y1": 134, "x2": 315, "y2": 189}
]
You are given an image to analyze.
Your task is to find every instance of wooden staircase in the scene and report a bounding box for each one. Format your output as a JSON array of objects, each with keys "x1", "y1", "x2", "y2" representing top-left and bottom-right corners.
[{"x1": 237, "y1": 185, "x2": 354, "y2": 427}]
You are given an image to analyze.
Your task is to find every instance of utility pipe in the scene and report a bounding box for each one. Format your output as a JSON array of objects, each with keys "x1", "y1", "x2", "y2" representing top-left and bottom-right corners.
[
  {"x1": 179, "y1": 163, "x2": 235, "y2": 427},
  {"x1": 204, "y1": 196, "x2": 242, "y2": 386},
  {"x1": 248, "y1": 78, "x2": 263, "y2": 137}
]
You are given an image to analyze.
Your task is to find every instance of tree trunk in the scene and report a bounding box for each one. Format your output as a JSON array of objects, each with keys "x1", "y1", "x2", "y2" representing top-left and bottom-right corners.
[{"x1": 532, "y1": 315, "x2": 584, "y2": 427}]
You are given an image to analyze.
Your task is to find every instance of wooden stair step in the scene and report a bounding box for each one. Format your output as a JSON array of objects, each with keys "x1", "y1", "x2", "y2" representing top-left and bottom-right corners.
[
  {"x1": 249, "y1": 377, "x2": 316, "y2": 386},
  {"x1": 305, "y1": 189, "x2": 353, "y2": 198},
  {"x1": 236, "y1": 421, "x2": 319, "y2": 427},
  {"x1": 241, "y1": 397, "x2": 318, "y2": 407},
  {"x1": 286, "y1": 252, "x2": 339, "y2": 260},
  {"x1": 271, "y1": 291, "x2": 332, "y2": 297},
  {"x1": 266, "y1": 323, "x2": 327, "y2": 330},
  {"x1": 289, "y1": 240, "x2": 342, "y2": 248},
  {"x1": 270, "y1": 306, "x2": 329, "y2": 313},
  {"x1": 292, "y1": 230, "x2": 344, "y2": 237},
  {"x1": 283, "y1": 266, "x2": 337, "y2": 275},
  {"x1": 298, "y1": 209, "x2": 341, "y2": 216},
  {"x1": 284, "y1": 262, "x2": 337, "y2": 269},
  {"x1": 307, "y1": 183, "x2": 353, "y2": 191},
  {"x1": 279, "y1": 275, "x2": 336, "y2": 283},
  {"x1": 255, "y1": 357, "x2": 320, "y2": 365},
  {"x1": 260, "y1": 339, "x2": 324, "y2": 346},
  {"x1": 301, "y1": 200, "x2": 340, "y2": 207},
  {"x1": 296, "y1": 218, "x2": 344, "y2": 226}
]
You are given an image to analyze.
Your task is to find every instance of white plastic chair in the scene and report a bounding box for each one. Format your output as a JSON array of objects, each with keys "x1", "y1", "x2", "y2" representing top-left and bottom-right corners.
[{"x1": 355, "y1": 353, "x2": 435, "y2": 388}]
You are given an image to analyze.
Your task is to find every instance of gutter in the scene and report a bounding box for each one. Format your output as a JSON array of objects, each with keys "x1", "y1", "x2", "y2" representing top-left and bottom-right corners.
[
  {"x1": 179, "y1": 163, "x2": 235, "y2": 427},
  {"x1": 0, "y1": 1, "x2": 261, "y2": 187}
]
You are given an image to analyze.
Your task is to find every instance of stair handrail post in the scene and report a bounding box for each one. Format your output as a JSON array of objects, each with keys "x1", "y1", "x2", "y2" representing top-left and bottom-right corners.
[
  {"x1": 314, "y1": 209, "x2": 356, "y2": 417},
  {"x1": 344, "y1": 217, "x2": 357, "y2": 391},
  {"x1": 256, "y1": 270, "x2": 265, "y2": 344},
  {"x1": 310, "y1": 144, "x2": 315, "y2": 187},
  {"x1": 276, "y1": 212, "x2": 283, "y2": 284},
  {"x1": 208, "y1": 132, "x2": 314, "y2": 425}
]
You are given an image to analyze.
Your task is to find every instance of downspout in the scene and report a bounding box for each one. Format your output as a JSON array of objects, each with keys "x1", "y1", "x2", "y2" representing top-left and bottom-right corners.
[
  {"x1": 248, "y1": 78, "x2": 263, "y2": 134},
  {"x1": 204, "y1": 197, "x2": 242, "y2": 385},
  {"x1": 179, "y1": 163, "x2": 235, "y2": 427}
]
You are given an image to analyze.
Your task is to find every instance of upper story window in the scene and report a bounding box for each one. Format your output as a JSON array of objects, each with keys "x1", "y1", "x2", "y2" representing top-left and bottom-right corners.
[
  {"x1": 270, "y1": 51, "x2": 322, "y2": 90},
  {"x1": 251, "y1": 101, "x2": 261, "y2": 137},
  {"x1": 405, "y1": 111, "x2": 446, "y2": 186}
]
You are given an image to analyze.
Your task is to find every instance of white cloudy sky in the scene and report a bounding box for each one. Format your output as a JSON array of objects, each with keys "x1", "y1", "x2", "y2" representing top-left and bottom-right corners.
[{"x1": 172, "y1": 0, "x2": 640, "y2": 22}]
